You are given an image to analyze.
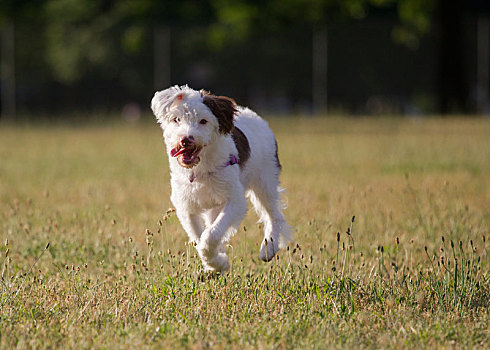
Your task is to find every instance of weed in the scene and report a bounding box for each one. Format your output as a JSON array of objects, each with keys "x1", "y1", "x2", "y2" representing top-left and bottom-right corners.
[{"x1": 0, "y1": 118, "x2": 488, "y2": 349}]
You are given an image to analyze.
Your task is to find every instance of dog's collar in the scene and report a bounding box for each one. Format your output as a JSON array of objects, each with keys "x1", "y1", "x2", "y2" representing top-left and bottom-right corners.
[
  {"x1": 223, "y1": 154, "x2": 239, "y2": 167},
  {"x1": 187, "y1": 154, "x2": 239, "y2": 183}
]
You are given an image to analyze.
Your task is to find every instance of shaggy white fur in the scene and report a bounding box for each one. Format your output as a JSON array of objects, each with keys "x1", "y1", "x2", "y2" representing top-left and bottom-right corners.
[{"x1": 151, "y1": 85, "x2": 291, "y2": 272}]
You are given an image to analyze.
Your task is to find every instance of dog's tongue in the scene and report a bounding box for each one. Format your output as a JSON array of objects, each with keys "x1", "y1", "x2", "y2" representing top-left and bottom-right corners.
[
  {"x1": 170, "y1": 146, "x2": 201, "y2": 167},
  {"x1": 170, "y1": 147, "x2": 186, "y2": 157}
]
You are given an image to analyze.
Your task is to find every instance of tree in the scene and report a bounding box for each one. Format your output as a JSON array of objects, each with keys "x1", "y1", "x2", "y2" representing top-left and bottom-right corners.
[
  {"x1": 1, "y1": 0, "x2": 44, "y2": 119},
  {"x1": 206, "y1": 0, "x2": 435, "y2": 112}
]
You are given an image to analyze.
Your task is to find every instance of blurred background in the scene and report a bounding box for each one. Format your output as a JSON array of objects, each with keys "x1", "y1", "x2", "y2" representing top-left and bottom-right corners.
[{"x1": 1, "y1": 0, "x2": 490, "y2": 119}]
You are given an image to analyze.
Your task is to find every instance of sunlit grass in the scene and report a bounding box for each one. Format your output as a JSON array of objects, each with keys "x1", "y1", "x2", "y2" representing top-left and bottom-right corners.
[{"x1": 0, "y1": 117, "x2": 488, "y2": 348}]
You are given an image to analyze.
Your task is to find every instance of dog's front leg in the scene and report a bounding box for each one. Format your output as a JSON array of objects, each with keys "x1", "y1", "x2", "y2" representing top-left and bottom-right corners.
[
  {"x1": 175, "y1": 210, "x2": 203, "y2": 244},
  {"x1": 197, "y1": 190, "x2": 247, "y2": 271}
]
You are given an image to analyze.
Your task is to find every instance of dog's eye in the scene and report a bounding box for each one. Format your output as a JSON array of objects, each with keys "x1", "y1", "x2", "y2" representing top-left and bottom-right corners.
[
  {"x1": 199, "y1": 119, "x2": 208, "y2": 125},
  {"x1": 173, "y1": 117, "x2": 180, "y2": 124}
]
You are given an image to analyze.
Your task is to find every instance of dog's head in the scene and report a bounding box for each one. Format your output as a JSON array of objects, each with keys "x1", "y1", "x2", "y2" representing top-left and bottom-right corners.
[{"x1": 151, "y1": 85, "x2": 237, "y2": 168}]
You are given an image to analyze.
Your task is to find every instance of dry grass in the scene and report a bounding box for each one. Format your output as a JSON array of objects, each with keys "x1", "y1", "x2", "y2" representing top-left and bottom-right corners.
[{"x1": 0, "y1": 116, "x2": 488, "y2": 349}]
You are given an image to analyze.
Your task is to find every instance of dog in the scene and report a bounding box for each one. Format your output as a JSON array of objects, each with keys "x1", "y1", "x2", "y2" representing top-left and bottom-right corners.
[{"x1": 151, "y1": 85, "x2": 291, "y2": 272}]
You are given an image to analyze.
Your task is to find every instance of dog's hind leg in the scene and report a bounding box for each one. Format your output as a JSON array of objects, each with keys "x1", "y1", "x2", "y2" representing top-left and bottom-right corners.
[{"x1": 248, "y1": 184, "x2": 292, "y2": 262}]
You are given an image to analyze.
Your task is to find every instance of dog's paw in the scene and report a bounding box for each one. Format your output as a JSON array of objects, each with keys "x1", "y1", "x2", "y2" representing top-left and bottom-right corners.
[
  {"x1": 200, "y1": 252, "x2": 230, "y2": 272},
  {"x1": 259, "y1": 237, "x2": 279, "y2": 262},
  {"x1": 210, "y1": 252, "x2": 230, "y2": 272},
  {"x1": 196, "y1": 239, "x2": 230, "y2": 272}
]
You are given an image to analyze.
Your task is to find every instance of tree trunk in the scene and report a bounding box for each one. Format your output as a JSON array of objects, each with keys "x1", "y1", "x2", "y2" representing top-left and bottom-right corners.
[
  {"x1": 154, "y1": 25, "x2": 171, "y2": 91},
  {"x1": 1, "y1": 20, "x2": 16, "y2": 120},
  {"x1": 312, "y1": 26, "x2": 328, "y2": 114},
  {"x1": 476, "y1": 15, "x2": 490, "y2": 115},
  {"x1": 438, "y1": 1, "x2": 467, "y2": 114}
]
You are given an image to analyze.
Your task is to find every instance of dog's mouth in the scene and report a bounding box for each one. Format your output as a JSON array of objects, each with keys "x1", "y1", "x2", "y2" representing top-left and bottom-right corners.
[{"x1": 170, "y1": 144, "x2": 202, "y2": 168}]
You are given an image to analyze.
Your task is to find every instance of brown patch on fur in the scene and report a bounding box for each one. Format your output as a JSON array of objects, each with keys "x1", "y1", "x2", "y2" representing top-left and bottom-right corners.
[
  {"x1": 201, "y1": 92, "x2": 237, "y2": 134},
  {"x1": 232, "y1": 127, "x2": 250, "y2": 168}
]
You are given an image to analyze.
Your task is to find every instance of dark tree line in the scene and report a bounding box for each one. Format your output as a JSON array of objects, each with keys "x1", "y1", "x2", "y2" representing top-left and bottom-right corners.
[{"x1": 1, "y1": 0, "x2": 489, "y2": 117}]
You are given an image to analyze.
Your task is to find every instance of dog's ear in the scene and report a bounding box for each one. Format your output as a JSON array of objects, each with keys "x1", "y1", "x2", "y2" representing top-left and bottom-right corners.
[
  {"x1": 202, "y1": 92, "x2": 237, "y2": 134},
  {"x1": 151, "y1": 86, "x2": 186, "y2": 124}
]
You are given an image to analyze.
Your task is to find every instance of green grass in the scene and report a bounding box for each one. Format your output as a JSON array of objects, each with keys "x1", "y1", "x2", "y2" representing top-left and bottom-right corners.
[{"x1": 0, "y1": 117, "x2": 488, "y2": 349}]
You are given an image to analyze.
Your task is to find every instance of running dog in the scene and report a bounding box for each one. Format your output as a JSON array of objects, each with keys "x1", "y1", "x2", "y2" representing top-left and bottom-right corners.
[{"x1": 151, "y1": 85, "x2": 291, "y2": 272}]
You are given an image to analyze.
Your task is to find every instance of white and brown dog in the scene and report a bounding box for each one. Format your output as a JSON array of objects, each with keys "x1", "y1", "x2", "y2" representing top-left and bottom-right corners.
[{"x1": 151, "y1": 85, "x2": 291, "y2": 272}]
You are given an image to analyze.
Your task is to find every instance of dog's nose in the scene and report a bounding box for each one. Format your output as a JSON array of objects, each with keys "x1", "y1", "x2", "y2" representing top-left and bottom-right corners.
[{"x1": 180, "y1": 136, "x2": 194, "y2": 148}]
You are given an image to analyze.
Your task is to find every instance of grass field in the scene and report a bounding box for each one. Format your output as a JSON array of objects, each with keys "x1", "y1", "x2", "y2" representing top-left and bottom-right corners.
[{"x1": 0, "y1": 117, "x2": 489, "y2": 349}]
